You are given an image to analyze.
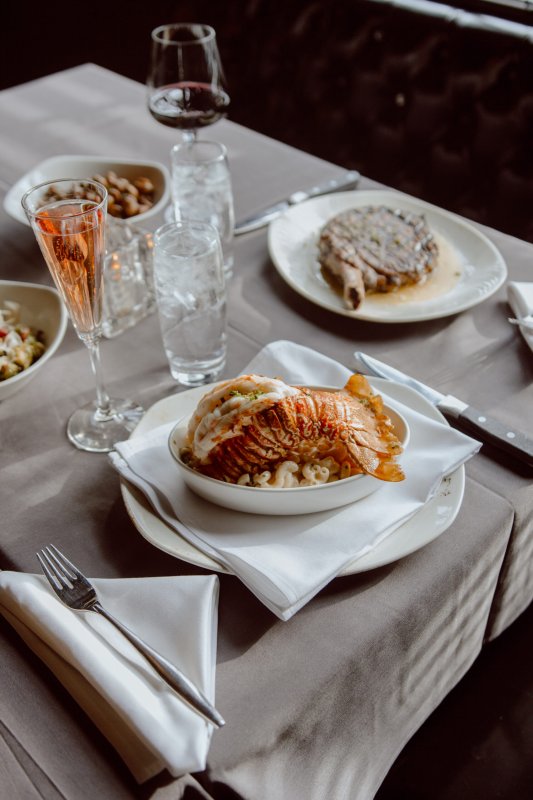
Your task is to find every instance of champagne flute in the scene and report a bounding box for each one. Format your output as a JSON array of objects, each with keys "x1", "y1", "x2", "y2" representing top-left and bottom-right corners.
[
  {"x1": 147, "y1": 23, "x2": 230, "y2": 144},
  {"x1": 21, "y1": 179, "x2": 144, "y2": 453}
]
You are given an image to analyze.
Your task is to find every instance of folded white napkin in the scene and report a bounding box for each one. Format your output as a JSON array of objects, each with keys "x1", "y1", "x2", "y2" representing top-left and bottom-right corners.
[
  {"x1": 0, "y1": 571, "x2": 219, "y2": 783},
  {"x1": 111, "y1": 341, "x2": 480, "y2": 621},
  {"x1": 507, "y1": 281, "x2": 533, "y2": 352}
]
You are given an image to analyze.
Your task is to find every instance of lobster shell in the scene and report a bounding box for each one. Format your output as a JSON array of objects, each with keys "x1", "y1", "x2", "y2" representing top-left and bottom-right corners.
[{"x1": 184, "y1": 373, "x2": 405, "y2": 485}]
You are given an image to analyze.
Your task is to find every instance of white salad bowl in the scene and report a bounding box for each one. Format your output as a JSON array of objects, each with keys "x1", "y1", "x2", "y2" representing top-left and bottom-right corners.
[
  {"x1": 4, "y1": 155, "x2": 170, "y2": 227},
  {"x1": 0, "y1": 280, "x2": 68, "y2": 401},
  {"x1": 168, "y1": 394, "x2": 410, "y2": 515}
]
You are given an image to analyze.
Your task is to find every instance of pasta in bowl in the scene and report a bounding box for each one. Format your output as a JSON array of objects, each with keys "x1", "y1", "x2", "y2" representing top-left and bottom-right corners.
[{"x1": 168, "y1": 373, "x2": 410, "y2": 515}]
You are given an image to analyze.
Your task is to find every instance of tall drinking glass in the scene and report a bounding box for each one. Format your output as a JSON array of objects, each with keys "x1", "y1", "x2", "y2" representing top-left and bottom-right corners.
[
  {"x1": 147, "y1": 23, "x2": 230, "y2": 144},
  {"x1": 171, "y1": 140, "x2": 235, "y2": 276},
  {"x1": 153, "y1": 220, "x2": 227, "y2": 386},
  {"x1": 22, "y1": 179, "x2": 144, "y2": 452}
]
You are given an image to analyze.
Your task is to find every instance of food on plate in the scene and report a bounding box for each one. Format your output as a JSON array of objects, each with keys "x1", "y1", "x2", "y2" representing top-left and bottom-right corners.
[
  {"x1": 42, "y1": 171, "x2": 156, "y2": 219},
  {"x1": 180, "y1": 373, "x2": 405, "y2": 487},
  {"x1": 318, "y1": 205, "x2": 438, "y2": 309},
  {"x1": 0, "y1": 301, "x2": 46, "y2": 381}
]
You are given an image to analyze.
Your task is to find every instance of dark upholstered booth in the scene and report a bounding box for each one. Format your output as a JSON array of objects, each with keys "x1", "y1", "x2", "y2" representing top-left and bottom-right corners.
[
  {"x1": 184, "y1": 0, "x2": 533, "y2": 243},
  {"x1": 5, "y1": 1, "x2": 533, "y2": 241}
]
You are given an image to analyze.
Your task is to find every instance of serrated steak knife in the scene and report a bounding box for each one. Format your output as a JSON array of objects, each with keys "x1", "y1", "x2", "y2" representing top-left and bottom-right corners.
[{"x1": 356, "y1": 352, "x2": 533, "y2": 467}]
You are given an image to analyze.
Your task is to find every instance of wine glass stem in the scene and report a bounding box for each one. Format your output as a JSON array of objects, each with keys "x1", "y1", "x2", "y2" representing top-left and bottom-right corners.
[
  {"x1": 181, "y1": 129, "x2": 197, "y2": 144},
  {"x1": 86, "y1": 338, "x2": 112, "y2": 419}
]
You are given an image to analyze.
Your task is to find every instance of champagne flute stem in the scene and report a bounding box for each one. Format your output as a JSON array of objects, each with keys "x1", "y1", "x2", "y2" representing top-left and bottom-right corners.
[{"x1": 86, "y1": 338, "x2": 112, "y2": 419}]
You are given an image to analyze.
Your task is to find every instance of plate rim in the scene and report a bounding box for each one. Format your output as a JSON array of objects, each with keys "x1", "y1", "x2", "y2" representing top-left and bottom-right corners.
[
  {"x1": 120, "y1": 377, "x2": 465, "y2": 575},
  {"x1": 268, "y1": 188, "x2": 507, "y2": 323}
]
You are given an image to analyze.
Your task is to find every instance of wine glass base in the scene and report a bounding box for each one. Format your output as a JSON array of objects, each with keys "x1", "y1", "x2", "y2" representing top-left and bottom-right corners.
[{"x1": 67, "y1": 398, "x2": 144, "y2": 453}]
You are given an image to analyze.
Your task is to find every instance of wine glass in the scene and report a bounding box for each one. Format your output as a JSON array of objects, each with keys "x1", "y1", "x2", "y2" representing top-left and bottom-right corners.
[
  {"x1": 21, "y1": 179, "x2": 144, "y2": 453},
  {"x1": 147, "y1": 23, "x2": 230, "y2": 144}
]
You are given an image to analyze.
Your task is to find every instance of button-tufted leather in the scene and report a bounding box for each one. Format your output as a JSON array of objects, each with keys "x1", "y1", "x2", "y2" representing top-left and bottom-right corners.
[{"x1": 178, "y1": 0, "x2": 533, "y2": 242}]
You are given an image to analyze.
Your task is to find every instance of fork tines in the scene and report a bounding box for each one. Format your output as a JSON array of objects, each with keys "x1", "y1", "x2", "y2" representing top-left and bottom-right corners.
[{"x1": 37, "y1": 544, "x2": 78, "y2": 590}]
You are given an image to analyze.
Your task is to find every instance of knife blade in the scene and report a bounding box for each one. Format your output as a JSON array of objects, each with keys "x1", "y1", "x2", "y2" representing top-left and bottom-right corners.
[
  {"x1": 234, "y1": 170, "x2": 360, "y2": 235},
  {"x1": 355, "y1": 352, "x2": 533, "y2": 467}
]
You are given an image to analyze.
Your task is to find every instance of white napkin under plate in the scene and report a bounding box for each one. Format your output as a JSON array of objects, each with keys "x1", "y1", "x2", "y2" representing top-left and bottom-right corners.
[
  {"x1": 507, "y1": 281, "x2": 533, "y2": 353},
  {"x1": 0, "y1": 571, "x2": 219, "y2": 783},
  {"x1": 110, "y1": 341, "x2": 481, "y2": 621}
]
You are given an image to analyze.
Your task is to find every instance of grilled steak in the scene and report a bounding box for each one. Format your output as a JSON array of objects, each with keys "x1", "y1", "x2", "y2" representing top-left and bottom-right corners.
[{"x1": 318, "y1": 205, "x2": 438, "y2": 309}]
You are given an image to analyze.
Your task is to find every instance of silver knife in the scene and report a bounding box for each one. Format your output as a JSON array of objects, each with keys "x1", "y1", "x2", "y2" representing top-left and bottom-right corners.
[
  {"x1": 234, "y1": 170, "x2": 360, "y2": 235},
  {"x1": 356, "y1": 352, "x2": 533, "y2": 467}
]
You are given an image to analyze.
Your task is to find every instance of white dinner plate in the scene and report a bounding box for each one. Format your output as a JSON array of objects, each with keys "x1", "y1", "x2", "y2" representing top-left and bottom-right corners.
[
  {"x1": 120, "y1": 377, "x2": 465, "y2": 574},
  {"x1": 268, "y1": 189, "x2": 507, "y2": 323}
]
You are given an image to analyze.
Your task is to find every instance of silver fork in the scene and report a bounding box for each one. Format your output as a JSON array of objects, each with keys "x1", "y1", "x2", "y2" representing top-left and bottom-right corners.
[{"x1": 36, "y1": 544, "x2": 225, "y2": 728}]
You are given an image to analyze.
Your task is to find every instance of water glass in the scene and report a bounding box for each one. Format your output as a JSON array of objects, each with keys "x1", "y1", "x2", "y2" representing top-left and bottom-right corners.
[
  {"x1": 102, "y1": 219, "x2": 156, "y2": 338},
  {"x1": 153, "y1": 221, "x2": 227, "y2": 386},
  {"x1": 170, "y1": 140, "x2": 234, "y2": 276}
]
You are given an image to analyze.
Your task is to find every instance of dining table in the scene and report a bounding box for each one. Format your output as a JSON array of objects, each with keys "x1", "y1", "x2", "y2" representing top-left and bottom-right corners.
[{"x1": 0, "y1": 63, "x2": 532, "y2": 800}]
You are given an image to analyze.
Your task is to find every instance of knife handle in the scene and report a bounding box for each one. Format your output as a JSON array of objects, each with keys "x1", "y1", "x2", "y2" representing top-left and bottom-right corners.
[{"x1": 451, "y1": 405, "x2": 533, "y2": 467}]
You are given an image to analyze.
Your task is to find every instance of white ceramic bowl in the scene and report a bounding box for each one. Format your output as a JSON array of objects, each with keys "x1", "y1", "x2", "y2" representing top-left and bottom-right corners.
[
  {"x1": 168, "y1": 394, "x2": 410, "y2": 515},
  {"x1": 4, "y1": 155, "x2": 170, "y2": 227},
  {"x1": 0, "y1": 280, "x2": 68, "y2": 401}
]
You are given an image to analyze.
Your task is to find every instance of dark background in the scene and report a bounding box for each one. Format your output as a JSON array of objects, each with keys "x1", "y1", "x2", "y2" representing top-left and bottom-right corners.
[
  {"x1": 2, "y1": 2, "x2": 182, "y2": 92},
  {"x1": 3, "y1": 1, "x2": 531, "y2": 92},
  {"x1": 3, "y1": 0, "x2": 533, "y2": 242}
]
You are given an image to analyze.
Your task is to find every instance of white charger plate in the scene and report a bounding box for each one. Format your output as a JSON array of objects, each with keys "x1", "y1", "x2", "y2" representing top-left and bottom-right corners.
[
  {"x1": 268, "y1": 189, "x2": 507, "y2": 323},
  {"x1": 120, "y1": 377, "x2": 465, "y2": 574}
]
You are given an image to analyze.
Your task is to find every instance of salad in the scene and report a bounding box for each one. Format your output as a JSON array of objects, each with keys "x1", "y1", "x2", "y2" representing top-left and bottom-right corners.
[{"x1": 0, "y1": 301, "x2": 46, "y2": 381}]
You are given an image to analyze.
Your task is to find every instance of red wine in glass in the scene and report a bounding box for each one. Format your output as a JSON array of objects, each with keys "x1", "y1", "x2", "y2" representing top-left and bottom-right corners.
[
  {"x1": 148, "y1": 81, "x2": 230, "y2": 131},
  {"x1": 147, "y1": 24, "x2": 230, "y2": 143}
]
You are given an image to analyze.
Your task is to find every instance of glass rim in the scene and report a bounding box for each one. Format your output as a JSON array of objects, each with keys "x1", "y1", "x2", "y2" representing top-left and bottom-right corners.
[
  {"x1": 171, "y1": 139, "x2": 227, "y2": 165},
  {"x1": 154, "y1": 219, "x2": 221, "y2": 252},
  {"x1": 155, "y1": 219, "x2": 220, "y2": 238},
  {"x1": 21, "y1": 178, "x2": 108, "y2": 220},
  {"x1": 151, "y1": 23, "x2": 216, "y2": 46}
]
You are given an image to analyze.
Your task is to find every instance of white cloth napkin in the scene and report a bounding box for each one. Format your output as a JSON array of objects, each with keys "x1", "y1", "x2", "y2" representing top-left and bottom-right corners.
[
  {"x1": 0, "y1": 571, "x2": 219, "y2": 783},
  {"x1": 507, "y1": 281, "x2": 533, "y2": 353},
  {"x1": 111, "y1": 341, "x2": 480, "y2": 621}
]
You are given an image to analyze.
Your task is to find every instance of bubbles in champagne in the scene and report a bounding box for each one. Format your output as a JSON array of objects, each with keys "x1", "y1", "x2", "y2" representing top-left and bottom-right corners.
[{"x1": 35, "y1": 201, "x2": 105, "y2": 337}]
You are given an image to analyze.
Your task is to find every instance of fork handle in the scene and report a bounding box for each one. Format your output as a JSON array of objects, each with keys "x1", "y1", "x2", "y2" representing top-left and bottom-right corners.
[{"x1": 91, "y1": 602, "x2": 225, "y2": 728}]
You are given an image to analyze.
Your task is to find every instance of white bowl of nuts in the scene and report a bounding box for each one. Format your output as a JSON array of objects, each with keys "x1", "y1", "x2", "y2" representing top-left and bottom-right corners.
[
  {"x1": 0, "y1": 280, "x2": 68, "y2": 401},
  {"x1": 4, "y1": 155, "x2": 170, "y2": 227}
]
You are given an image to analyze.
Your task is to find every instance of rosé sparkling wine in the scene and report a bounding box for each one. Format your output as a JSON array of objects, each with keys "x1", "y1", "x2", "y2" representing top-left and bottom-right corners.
[
  {"x1": 35, "y1": 201, "x2": 105, "y2": 339},
  {"x1": 21, "y1": 179, "x2": 143, "y2": 452}
]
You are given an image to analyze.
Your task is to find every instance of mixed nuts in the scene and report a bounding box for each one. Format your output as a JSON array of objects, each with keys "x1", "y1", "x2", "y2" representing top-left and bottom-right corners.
[{"x1": 43, "y1": 171, "x2": 157, "y2": 219}]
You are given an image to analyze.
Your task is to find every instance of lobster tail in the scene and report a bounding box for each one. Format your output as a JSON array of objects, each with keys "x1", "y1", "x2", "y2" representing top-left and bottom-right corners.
[{"x1": 182, "y1": 373, "x2": 405, "y2": 485}]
